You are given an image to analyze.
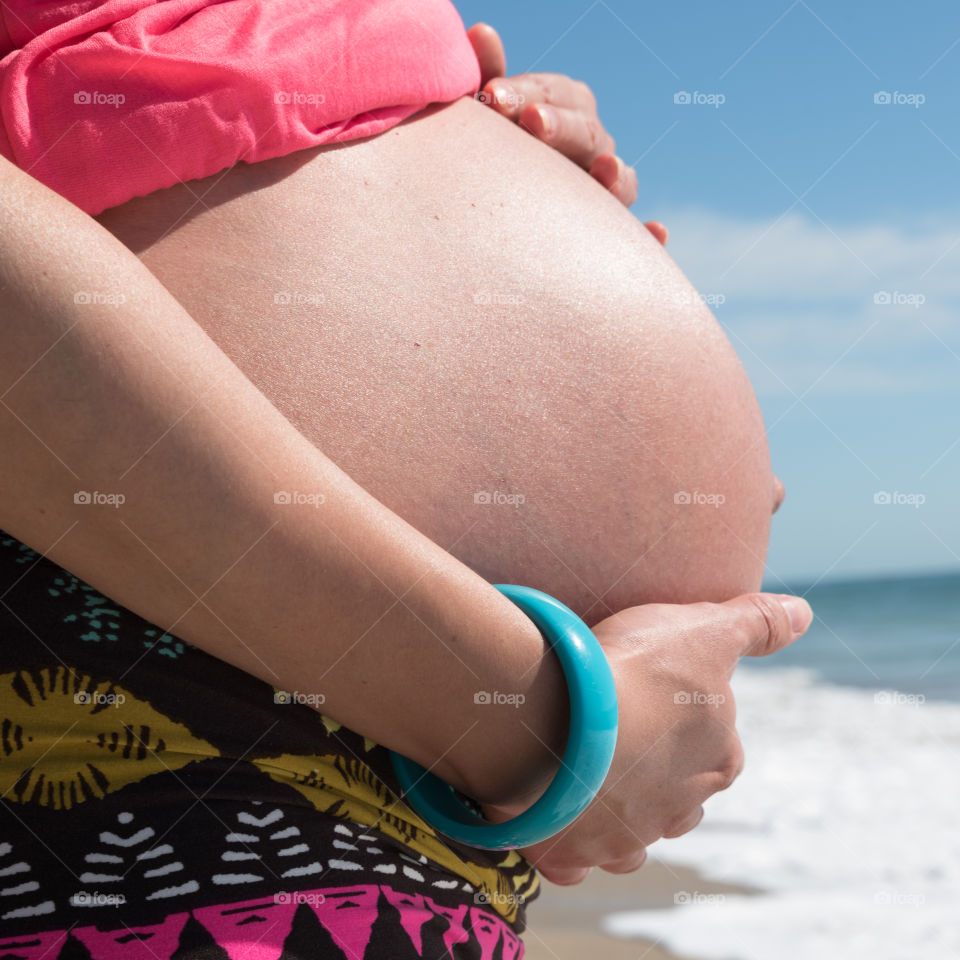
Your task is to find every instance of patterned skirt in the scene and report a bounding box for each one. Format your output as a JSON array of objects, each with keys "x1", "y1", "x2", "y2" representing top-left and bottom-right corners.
[{"x1": 0, "y1": 531, "x2": 538, "y2": 958}]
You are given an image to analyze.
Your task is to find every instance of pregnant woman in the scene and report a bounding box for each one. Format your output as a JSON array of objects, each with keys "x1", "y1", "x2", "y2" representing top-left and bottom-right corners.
[{"x1": 0, "y1": 2, "x2": 810, "y2": 957}]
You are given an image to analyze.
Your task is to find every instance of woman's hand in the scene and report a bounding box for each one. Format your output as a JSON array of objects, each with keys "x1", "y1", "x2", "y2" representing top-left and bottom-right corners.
[
  {"x1": 481, "y1": 592, "x2": 813, "y2": 885},
  {"x1": 467, "y1": 22, "x2": 667, "y2": 244}
]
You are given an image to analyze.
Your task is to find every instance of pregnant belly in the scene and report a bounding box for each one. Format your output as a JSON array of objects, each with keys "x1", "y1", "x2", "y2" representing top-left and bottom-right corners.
[{"x1": 94, "y1": 96, "x2": 773, "y2": 621}]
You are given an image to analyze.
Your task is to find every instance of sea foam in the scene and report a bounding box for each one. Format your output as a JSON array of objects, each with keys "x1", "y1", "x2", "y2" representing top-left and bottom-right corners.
[{"x1": 602, "y1": 666, "x2": 960, "y2": 959}]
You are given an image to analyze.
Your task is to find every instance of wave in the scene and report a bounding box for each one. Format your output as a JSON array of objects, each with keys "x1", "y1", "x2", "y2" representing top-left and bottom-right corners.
[{"x1": 602, "y1": 666, "x2": 960, "y2": 959}]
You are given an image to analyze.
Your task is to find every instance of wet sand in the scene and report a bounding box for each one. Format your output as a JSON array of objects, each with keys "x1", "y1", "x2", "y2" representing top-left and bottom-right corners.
[{"x1": 522, "y1": 858, "x2": 757, "y2": 960}]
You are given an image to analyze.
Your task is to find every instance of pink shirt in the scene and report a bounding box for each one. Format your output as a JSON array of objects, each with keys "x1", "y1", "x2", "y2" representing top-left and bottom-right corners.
[{"x1": 0, "y1": 0, "x2": 480, "y2": 214}]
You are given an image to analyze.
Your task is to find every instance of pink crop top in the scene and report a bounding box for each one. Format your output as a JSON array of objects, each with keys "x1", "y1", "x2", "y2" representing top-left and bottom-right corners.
[{"x1": 0, "y1": 0, "x2": 480, "y2": 214}]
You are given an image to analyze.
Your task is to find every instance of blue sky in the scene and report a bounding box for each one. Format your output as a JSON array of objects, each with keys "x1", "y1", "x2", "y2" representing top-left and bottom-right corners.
[{"x1": 454, "y1": 0, "x2": 960, "y2": 586}]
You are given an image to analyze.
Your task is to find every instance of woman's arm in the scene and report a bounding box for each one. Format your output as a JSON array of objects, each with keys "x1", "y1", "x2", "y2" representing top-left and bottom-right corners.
[
  {"x1": 0, "y1": 152, "x2": 812, "y2": 883},
  {"x1": 0, "y1": 152, "x2": 566, "y2": 806}
]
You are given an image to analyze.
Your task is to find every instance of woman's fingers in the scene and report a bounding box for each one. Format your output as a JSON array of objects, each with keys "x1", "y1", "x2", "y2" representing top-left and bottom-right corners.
[
  {"x1": 644, "y1": 220, "x2": 669, "y2": 246},
  {"x1": 600, "y1": 846, "x2": 648, "y2": 875},
  {"x1": 661, "y1": 805, "x2": 705, "y2": 839},
  {"x1": 479, "y1": 73, "x2": 615, "y2": 168},
  {"x1": 516, "y1": 100, "x2": 615, "y2": 168},
  {"x1": 471, "y1": 50, "x2": 645, "y2": 211},
  {"x1": 538, "y1": 865, "x2": 593, "y2": 886},
  {"x1": 590, "y1": 153, "x2": 640, "y2": 208},
  {"x1": 485, "y1": 72, "x2": 599, "y2": 117},
  {"x1": 467, "y1": 23, "x2": 507, "y2": 88}
]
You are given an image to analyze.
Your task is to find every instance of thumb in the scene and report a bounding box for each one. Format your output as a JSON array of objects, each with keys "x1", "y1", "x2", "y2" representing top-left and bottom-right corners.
[
  {"x1": 467, "y1": 23, "x2": 507, "y2": 88},
  {"x1": 724, "y1": 592, "x2": 813, "y2": 659}
]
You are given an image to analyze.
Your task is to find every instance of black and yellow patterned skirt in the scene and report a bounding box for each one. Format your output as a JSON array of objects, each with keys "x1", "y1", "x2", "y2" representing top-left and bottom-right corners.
[{"x1": 0, "y1": 531, "x2": 539, "y2": 958}]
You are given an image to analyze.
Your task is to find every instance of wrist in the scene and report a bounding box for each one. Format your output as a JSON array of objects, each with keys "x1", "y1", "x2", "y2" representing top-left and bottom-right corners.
[
  {"x1": 389, "y1": 583, "x2": 619, "y2": 850},
  {"x1": 426, "y1": 590, "x2": 570, "y2": 807}
]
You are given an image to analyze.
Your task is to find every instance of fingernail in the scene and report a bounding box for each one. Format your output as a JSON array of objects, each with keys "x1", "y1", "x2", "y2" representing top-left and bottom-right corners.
[
  {"x1": 778, "y1": 595, "x2": 813, "y2": 637},
  {"x1": 490, "y1": 81, "x2": 514, "y2": 108},
  {"x1": 536, "y1": 104, "x2": 555, "y2": 138}
]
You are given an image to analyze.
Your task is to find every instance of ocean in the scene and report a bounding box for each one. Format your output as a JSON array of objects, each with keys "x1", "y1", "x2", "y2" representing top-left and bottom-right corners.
[{"x1": 602, "y1": 570, "x2": 960, "y2": 960}]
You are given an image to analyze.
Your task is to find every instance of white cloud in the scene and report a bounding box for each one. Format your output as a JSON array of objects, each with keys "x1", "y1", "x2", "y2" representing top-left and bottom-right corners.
[
  {"x1": 661, "y1": 208, "x2": 960, "y2": 395},
  {"x1": 664, "y1": 208, "x2": 960, "y2": 300}
]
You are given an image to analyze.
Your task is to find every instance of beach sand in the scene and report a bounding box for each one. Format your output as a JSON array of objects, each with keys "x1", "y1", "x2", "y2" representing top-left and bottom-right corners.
[{"x1": 521, "y1": 858, "x2": 757, "y2": 960}]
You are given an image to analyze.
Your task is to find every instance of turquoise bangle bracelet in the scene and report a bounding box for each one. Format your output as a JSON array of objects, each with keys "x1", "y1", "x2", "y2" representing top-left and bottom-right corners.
[{"x1": 388, "y1": 583, "x2": 619, "y2": 850}]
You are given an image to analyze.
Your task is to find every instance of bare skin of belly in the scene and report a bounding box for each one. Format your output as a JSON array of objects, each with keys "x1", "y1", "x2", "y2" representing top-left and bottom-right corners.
[{"x1": 94, "y1": 95, "x2": 774, "y2": 623}]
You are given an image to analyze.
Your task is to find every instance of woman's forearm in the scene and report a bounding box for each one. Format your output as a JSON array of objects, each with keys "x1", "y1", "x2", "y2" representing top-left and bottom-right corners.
[{"x1": 0, "y1": 155, "x2": 566, "y2": 806}]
